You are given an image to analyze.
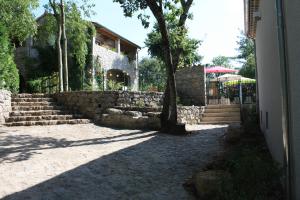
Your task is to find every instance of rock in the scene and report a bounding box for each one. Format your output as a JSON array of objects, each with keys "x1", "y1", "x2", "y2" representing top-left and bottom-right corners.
[
  {"x1": 193, "y1": 170, "x2": 230, "y2": 199},
  {"x1": 145, "y1": 112, "x2": 161, "y2": 117},
  {"x1": 106, "y1": 108, "x2": 123, "y2": 115},
  {"x1": 124, "y1": 111, "x2": 142, "y2": 117}
]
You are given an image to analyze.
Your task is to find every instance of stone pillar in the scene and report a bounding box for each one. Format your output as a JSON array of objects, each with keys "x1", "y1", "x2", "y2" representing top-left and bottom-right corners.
[
  {"x1": 91, "y1": 37, "x2": 97, "y2": 90},
  {"x1": 0, "y1": 90, "x2": 11, "y2": 125},
  {"x1": 132, "y1": 50, "x2": 139, "y2": 91},
  {"x1": 115, "y1": 39, "x2": 121, "y2": 54}
]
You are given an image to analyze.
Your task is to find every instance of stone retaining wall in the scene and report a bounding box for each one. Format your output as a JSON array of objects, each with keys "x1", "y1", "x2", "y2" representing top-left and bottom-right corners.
[
  {"x1": 52, "y1": 91, "x2": 163, "y2": 121},
  {"x1": 0, "y1": 90, "x2": 11, "y2": 124},
  {"x1": 176, "y1": 65, "x2": 205, "y2": 106},
  {"x1": 177, "y1": 106, "x2": 205, "y2": 124}
]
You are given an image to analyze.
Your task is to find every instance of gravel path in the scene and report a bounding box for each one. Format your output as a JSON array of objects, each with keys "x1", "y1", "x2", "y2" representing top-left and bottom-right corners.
[{"x1": 0, "y1": 124, "x2": 227, "y2": 200}]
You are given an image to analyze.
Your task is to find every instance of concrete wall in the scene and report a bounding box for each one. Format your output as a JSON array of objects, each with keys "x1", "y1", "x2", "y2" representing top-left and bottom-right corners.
[
  {"x1": 175, "y1": 66, "x2": 205, "y2": 106},
  {"x1": 282, "y1": 1, "x2": 300, "y2": 197},
  {"x1": 93, "y1": 44, "x2": 138, "y2": 91},
  {"x1": 0, "y1": 90, "x2": 11, "y2": 125},
  {"x1": 255, "y1": 0, "x2": 284, "y2": 164}
]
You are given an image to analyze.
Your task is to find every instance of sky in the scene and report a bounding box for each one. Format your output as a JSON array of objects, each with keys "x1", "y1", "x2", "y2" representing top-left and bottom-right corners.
[{"x1": 34, "y1": 0, "x2": 244, "y2": 65}]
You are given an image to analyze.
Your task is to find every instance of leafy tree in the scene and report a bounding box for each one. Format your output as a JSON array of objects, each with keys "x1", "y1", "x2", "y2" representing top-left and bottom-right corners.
[
  {"x1": 0, "y1": 0, "x2": 38, "y2": 43},
  {"x1": 46, "y1": 0, "x2": 95, "y2": 92},
  {"x1": 0, "y1": 24, "x2": 19, "y2": 93},
  {"x1": 139, "y1": 58, "x2": 166, "y2": 91},
  {"x1": 114, "y1": 0, "x2": 194, "y2": 134},
  {"x1": 36, "y1": 1, "x2": 95, "y2": 91},
  {"x1": 211, "y1": 55, "x2": 233, "y2": 68},
  {"x1": 145, "y1": 13, "x2": 202, "y2": 68},
  {"x1": 236, "y1": 33, "x2": 256, "y2": 79},
  {"x1": 0, "y1": 0, "x2": 38, "y2": 93}
]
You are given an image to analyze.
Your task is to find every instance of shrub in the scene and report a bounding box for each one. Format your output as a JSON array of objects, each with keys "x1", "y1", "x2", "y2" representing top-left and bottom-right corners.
[{"x1": 0, "y1": 24, "x2": 19, "y2": 93}]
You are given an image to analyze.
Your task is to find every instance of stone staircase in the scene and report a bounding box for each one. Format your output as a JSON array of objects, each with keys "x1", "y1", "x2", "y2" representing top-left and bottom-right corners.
[
  {"x1": 5, "y1": 94, "x2": 91, "y2": 126},
  {"x1": 200, "y1": 104, "x2": 241, "y2": 124}
]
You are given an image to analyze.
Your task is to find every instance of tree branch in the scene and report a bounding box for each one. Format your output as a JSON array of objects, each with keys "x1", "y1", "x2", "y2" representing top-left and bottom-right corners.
[{"x1": 178, "y1": 0, "x2": 193, "y2": 27}]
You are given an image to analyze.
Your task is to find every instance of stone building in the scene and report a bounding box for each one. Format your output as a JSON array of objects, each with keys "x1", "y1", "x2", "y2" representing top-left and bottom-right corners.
[{"x1": 15, "y1": 14, "x2": 140, "y2": 92}]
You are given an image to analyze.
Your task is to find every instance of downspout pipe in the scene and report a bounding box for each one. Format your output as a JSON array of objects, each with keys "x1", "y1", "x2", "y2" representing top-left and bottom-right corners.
[{"x1": 275, "y1": 0, "x2": 295, "y2": 199}]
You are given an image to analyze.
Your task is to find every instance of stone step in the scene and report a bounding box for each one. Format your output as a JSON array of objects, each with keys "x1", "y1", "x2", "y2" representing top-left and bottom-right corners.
[
  {"x1": 11, "y1": 102, "x2": 56, "y2": 107},
  {"x1": 10, "y1": 110, "x2": 68, "y2": 117},
  {"x1": 199, "y1": 121, "x2": 241, "y2": 125},
  {"x1": 204, "y1": 107, "x2": 240, "y2": 113},
  {"x1": 113, "y1": 106, "x2": 162, "y2": 113},
  {"x1": 201, "y1": 116, "x2": 241, "y2": 122},
  {"x1": 6, "y1": 115, "x2": 83, "y2": 122},
  {"x1": 5, "y1": 119, "x2": 91, "y2": 127},
  {"x1": 12, "y1": 93, "x2": 52, "y2": 98},
  {"x1": 203, "y1": 112, "x2": 241, "y2": 117},
  {"x1": 12, "y1": 106, "x2": 63, "y2": 111},
  {"x1": 12, "y1": 98, "x2": 55, "y2": 103},
  {"x1": 206, "y1": 104, "x2": 240, "y2": 109}
]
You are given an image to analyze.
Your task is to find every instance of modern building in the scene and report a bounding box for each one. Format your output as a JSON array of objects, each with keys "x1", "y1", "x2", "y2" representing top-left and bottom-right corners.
[
  {"x1": 245, "y1": 0, "x2": 300, "y2": 199},
  {"x1": 15, "y1": 14, "x2": 140, "y2": 92}
]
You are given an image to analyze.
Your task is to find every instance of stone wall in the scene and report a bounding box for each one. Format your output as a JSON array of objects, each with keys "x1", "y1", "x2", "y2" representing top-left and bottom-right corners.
[
  {"x1": 0, "y1": 90, "x2": 11, "y2": 124},
  {"x1": 176, "y1": 65, "x2": 205, "y2": 106},
  {"x1": 52, "y1": 91, "x2": 163, "y2": 121},
  {"x1": 177, "y1": 106, "x2": 205, "y2": 125}
]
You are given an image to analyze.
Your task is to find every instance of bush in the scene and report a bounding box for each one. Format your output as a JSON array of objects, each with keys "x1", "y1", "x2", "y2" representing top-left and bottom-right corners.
[{"x1": 0, "y1": 24, "x2": 19, "y2": 93}]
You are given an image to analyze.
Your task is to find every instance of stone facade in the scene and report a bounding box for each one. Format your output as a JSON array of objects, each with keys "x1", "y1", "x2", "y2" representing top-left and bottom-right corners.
[
  {"x1": 0, "y1": 90, "x2": 11, "y2": 124},
  {"x1": 175, "y1": 65, "x2": 206, "y2": 106},
  {"x1": 93, "y1": 45, "x2": 138, "y2": 91},
  {"x1": 53, "y1": 91, "x2": 163, "y2": 122},
  {"x1": 177, "y1": 106, "x2": 205, "y2": 125}
]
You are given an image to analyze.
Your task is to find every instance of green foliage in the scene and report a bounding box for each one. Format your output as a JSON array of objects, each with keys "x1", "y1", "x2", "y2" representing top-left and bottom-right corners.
[
  {"x1": 139, "y1": 58, "x2": 166, "y2": 92},
  {"x1": 0, "y1": 0, "x2": 38, "y2": 43},
  {"x1": 27, "y1": 73, "x2": 58, "y2": 93},
  {"x1": 0, "y1": 24, "x2": 19, "y2": 93},
  {"x1": 33, "y1": 1, "x2": 96, "y2": 91},
  {"x1": 237, "y1": 33, "x2": 256, "y2": 79},
  {"x1": 145, "y1": 12, "x2": 202, "y2": 68},
  {"x1": 211, "y1": 56, "x2": 234, "y2": 68},
  {"x1": 217, "y1": 145, "x2": 282, "y2": 200},
  {"x1": 107, "y1": 80, "x2": 123, "y2": 91}
]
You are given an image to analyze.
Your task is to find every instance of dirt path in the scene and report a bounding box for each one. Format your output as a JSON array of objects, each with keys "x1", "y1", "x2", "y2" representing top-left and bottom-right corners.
[{"x1": 0, "y1": 124, "x2": 227, "y2": 200}]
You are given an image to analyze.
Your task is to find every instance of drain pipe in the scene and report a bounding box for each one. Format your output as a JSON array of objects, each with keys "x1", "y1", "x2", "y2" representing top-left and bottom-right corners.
[{"x1": 275, "y1": 0, "x2": 295, "y2": 199}]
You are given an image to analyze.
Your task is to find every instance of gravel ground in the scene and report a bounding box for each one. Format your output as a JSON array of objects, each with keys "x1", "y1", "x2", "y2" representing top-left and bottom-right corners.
[{"x1": 0, "y1": 124, "x2": 227, "y2": 200}]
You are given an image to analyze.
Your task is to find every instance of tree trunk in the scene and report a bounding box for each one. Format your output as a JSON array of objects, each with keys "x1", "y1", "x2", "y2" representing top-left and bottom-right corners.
[
  {"x1": 49, "y1": 0, "x2": 63, "y2": 92},
  {"x1": 60, "y1": 0, "x2": 68, "y2": 92},
  {"x1": 146, "y1": 1, "x2": 185, "y2": 134}
]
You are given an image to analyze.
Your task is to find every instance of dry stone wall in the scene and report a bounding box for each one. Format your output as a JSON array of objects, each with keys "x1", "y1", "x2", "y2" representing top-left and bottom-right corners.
[
  {"x1": 52, "y1": 91, "x2": 163, "y2": 122},
  {"x1": 176, "y1": 65, "x2": 206, "y2": 106},
  {"x1": 177, "y1": 106, "x2": 205, "y2": 124},
  {"x1": 53, "y1": 91, "x2": 205, "y2": 127},
  {"x1": 0, "y1": 90, "x2": 11, "y2": 124}
]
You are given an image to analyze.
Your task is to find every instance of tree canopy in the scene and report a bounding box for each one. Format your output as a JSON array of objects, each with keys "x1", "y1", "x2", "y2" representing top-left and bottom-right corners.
[
  {"x1": 139, "y1": 58, "x2": 166, "y2": 91},
  {"x1": 0, "y1": 0, "x2": 38, "y2": 43},
  {"x1": 236, "y1": 33, "x2": 256, "y2": 78},
  {"x1": 145, "y1": 11, "x2": 202, "y2": 68},
  {"x1": 211, "y1": 55, "x2": 234, "y2": 68}
]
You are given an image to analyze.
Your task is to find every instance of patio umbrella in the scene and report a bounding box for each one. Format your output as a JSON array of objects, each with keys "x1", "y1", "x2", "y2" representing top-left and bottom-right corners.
[
  {"x1": 211, "y1": 74, "x2": 242, "y2": 82},
  {"x1": 205, "y1": 66, "x2": 238, "y2": 73}
]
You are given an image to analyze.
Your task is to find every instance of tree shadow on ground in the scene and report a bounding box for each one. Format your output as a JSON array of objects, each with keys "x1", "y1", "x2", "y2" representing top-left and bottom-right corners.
[
  {"x1": 1, "y1": 126, "x2": 226, "y2": 200},
  {"x1": 0, "y1": 129, "x2": 156, "y2": 163}
]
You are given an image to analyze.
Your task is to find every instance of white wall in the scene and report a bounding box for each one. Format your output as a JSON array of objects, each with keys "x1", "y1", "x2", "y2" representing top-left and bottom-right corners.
[
  {"x1": 255, "y1": 0, "x2": 284, "y2": 164},
  {"x1": 282, "y1": 1, "x2": 300, "y2": 198}
]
